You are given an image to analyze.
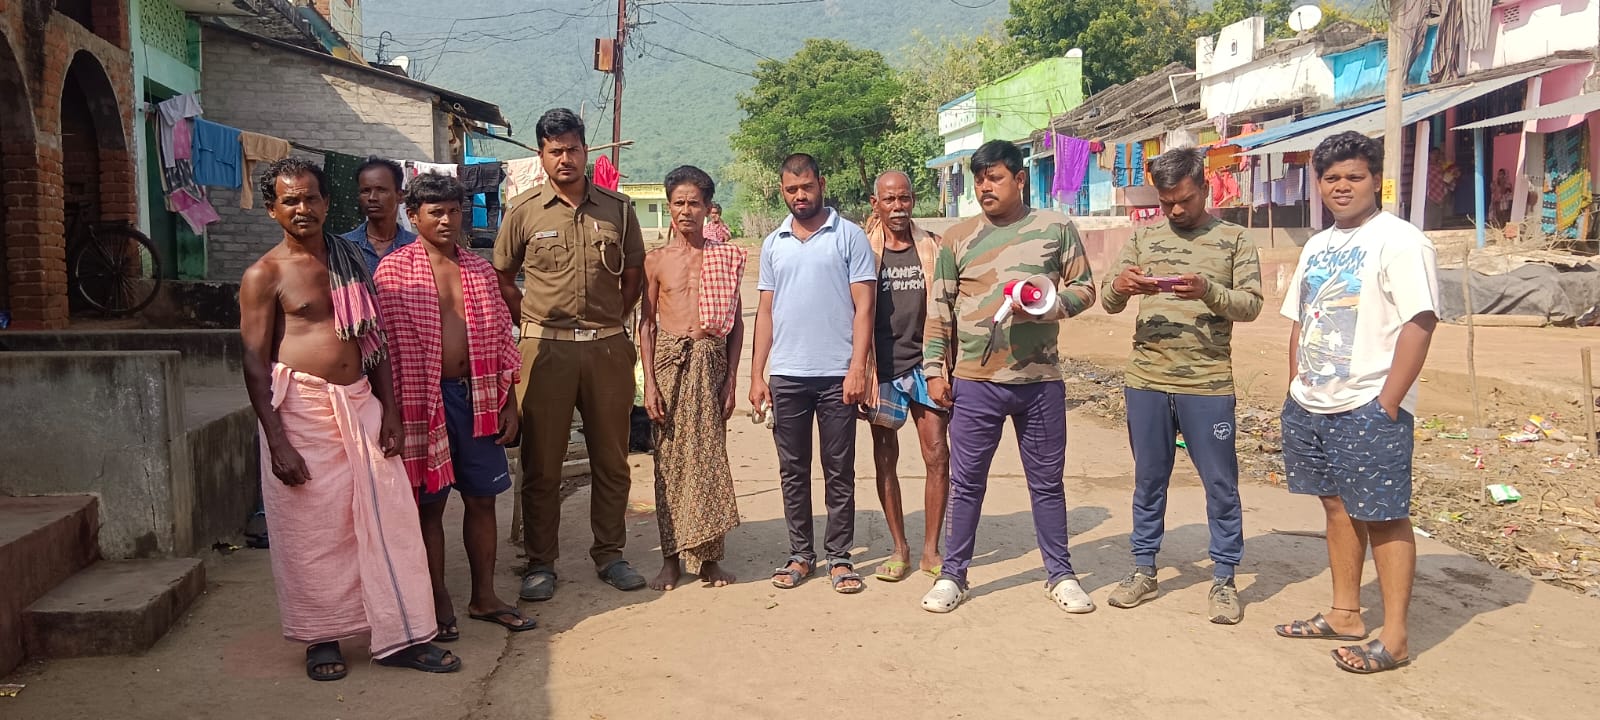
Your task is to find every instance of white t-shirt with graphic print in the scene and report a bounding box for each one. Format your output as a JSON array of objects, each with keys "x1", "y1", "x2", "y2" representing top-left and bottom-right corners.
[{"x1": 1280, "y1": 211, "x2": 1439, "y2": 415}]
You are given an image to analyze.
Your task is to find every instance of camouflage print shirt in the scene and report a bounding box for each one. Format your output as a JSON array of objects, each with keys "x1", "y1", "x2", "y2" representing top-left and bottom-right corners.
[
  {"x1": 925, "y1": 208, "x2": 1096, "y2": 385},
  {"x1": 1100, "y1": 217, "x2": 1263, "y2": 395}
]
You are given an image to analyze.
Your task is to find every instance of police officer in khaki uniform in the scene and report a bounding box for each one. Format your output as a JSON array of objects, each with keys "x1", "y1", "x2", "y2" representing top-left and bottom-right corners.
[{"x1": 494, "y1": 108, "x2": 647, "y2": 600}]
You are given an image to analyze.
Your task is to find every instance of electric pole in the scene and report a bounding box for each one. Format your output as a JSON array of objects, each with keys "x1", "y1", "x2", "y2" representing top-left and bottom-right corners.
[
  {"x1": 1382, "y1": 0, "x2": 1415, "y2": 214},
  {"x1": 612, "y1": 0, "x2": 627, "y2": 167}
]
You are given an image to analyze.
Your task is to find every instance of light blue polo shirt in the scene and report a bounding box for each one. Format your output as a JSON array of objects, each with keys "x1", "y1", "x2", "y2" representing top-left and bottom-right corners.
[{"x1": 758, "y1": 209, "x2": 877, "y2": 377}]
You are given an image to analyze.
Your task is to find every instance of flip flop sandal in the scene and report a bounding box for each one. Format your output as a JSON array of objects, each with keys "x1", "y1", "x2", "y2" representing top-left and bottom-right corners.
[
  {"x1": 1332, "y1": 639, "x2": 1411, "y2": 674},
  {"x1": 376, "y1": 642, "x2": 461, "y2": 674},
  {"x1": 830, "y1": 568, "x2": 866, "y2": 595},
  {"x1": 470, "y1": 608, "x2": 538, "y2": 632},
  {"x1": 305, "y1": 641, "x2": 348, "y2": 682},
  {"x1": 874, "y1": 560, "x2": 910, "y2": 582},
  {"x1": 436, "y1": 616, "x2": 460, "y2": 643},
  {"x1": 1274, "y1": 613, "x2": 1367, "y2": 641},
  {"x1": 770, "y1": 557, "x2": 813, "y2": 589},
  {"x1": 921, "y1": 564, "x2": 942, "y2": 579}
]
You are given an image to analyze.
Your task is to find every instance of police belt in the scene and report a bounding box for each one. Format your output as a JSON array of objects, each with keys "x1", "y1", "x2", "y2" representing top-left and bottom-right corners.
[{"x1": 519, "y1": 321, "x2": 626, "y2": 342}]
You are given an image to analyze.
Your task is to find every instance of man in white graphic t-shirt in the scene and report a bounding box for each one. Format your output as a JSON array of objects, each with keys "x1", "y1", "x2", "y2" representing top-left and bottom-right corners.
[{"x1": 1271, "y1": 131, "x2": 1439, "y2": 676}]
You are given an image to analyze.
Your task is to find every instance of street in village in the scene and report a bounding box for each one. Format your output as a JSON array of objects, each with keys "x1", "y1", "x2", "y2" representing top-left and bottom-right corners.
[{"x1": 6, "y1": 272, "x2": 1600, "y2": 720}]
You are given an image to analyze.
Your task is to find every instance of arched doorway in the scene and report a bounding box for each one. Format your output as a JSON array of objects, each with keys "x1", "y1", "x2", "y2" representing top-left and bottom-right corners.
[
  {"x1": 61, "y1": 51, "x2": 129, "y2": 313},
  {"x1": 0, "y1": 30, "x2": 36, "y2": 323}
]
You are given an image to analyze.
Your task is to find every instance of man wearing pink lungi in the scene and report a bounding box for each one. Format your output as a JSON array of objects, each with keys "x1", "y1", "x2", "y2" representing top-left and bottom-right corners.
[{"x1": 239, "y1": 158, "x2": 460, "y2": 682}]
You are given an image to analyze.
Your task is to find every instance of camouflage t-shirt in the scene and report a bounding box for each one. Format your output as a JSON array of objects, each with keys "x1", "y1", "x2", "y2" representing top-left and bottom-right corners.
[
  {"x1": 1100, "y1": 217, "x2": 1263, "y2": 395},
  {"x1": 924, "y1": 208, "x2": 1096, "y2": 385}
]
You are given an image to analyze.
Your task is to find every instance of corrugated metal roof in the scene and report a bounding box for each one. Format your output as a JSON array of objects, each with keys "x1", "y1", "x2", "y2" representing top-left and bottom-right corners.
[
  {"x1": 1239, "y1": 65, "x2": 1563, "y2": 156},
  {"x1": 925, "y1": 148, "x2": 976, "y2": 168},
  {"x1": 1455, "y1": 92, "x2": 1600, "y2": 130},
  {"x1": 1232, "y1": 99, "x2": 1394, "y2": 149}
]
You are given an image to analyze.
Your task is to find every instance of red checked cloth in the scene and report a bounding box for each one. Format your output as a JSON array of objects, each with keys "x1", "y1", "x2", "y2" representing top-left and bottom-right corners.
[
  {"x1": 375, "y1": 243, "x2": 520, "y2": 494},
  {"x1": 697, "y1": 240, "x2": 747, "y2": 337}
]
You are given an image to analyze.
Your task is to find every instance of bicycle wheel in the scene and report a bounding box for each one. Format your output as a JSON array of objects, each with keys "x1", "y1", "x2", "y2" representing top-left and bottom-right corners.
[{"x1": 72, "y1": 224, "x2": 163, "y2": 315}]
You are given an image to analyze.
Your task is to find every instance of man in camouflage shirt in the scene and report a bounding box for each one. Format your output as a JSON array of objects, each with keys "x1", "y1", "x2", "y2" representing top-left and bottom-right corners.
[
  {"x1": 1100, "y1": 147, "x2": 1262, "y2": 624},
  {"x1": 919, "y1": 140, "x2": 1097, "y2": 615}
]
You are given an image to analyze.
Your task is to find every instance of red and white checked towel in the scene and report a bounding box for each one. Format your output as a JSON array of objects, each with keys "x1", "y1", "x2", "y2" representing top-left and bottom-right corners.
[
  {"x1": 375, "y1": 242, "x2": 520, "y2": 494},
  {"x1": 697, "y1": 240, "x2": 746, "y2": 338}
]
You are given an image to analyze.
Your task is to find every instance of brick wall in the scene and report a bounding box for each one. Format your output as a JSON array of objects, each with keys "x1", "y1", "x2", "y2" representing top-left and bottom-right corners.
[
  {"x1": 0, "y1": 1, "x2": 136, "y2": 329},
  {"x1": 199, "y1": 27, "x2": 447, "y2": 282}
]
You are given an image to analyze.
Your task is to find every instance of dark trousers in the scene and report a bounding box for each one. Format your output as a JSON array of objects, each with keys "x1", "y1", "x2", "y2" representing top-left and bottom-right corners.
[
  {"x1": 942, "y1": 378, "x2": 1073, "y2": 588},
  {"x1": 770, "y1": 375, "x2": 857, "y2": 565},
  {"x1": 1124, "y1": 388, "x2": 1244, "y2": 578}
]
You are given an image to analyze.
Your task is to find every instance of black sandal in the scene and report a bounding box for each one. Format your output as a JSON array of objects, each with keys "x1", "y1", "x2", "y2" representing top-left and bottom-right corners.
[
  {"x1": 1332, "y1": 639, "x2": 1411, "y2": 674},
  {"x1": 469, "y1": 608, "x2": 538, "y2": 632},
  {"x1": 376, "y1": 642, "x2": 461, "y2": 674},
  {"x1": 436, "y1": 616, "x2": 459, "y2": 642},
  {"x1": 305, "y1": 641, "x2": 347, "y2": 682},
  {"x1": 1273, "y1": 611, "x2": 1366, "y2": 641}
]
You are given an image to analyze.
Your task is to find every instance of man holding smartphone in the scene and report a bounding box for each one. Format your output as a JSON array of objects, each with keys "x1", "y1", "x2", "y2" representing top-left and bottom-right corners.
[{"x1": 1099, "y1": 147, "x2": 1263, "y2": 624}]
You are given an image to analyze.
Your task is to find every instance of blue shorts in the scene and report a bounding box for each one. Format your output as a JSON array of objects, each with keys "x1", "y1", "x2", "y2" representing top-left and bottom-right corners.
[
  {"x1": 419, "y1": 378, "x2": 512, "y2": 505},
  {"x1": 1281, "y1": 397, "x2": 1414, "y2": 522}
]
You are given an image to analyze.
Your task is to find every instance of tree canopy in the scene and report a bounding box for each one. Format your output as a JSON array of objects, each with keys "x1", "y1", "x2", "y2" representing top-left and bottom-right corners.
[{"x1": 730, "y1": 39, "x2": 900, "y2": 210}]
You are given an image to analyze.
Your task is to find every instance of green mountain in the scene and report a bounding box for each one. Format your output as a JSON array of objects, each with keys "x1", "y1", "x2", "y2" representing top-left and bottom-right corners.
[{"x1": 362, "y1": 0, "x2": 1008, "y2": 182}]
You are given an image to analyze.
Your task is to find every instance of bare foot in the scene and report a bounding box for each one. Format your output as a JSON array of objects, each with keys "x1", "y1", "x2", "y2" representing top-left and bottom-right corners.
[
  {"x1": 699, "y1": 561, "x2": 736, "y2": 587},
  {"x1": 649, "y1": 558, "x2": 682, "y2": 591},
  {"x1": 918, "y1": 546, "x2": 941, "y2": 575}
]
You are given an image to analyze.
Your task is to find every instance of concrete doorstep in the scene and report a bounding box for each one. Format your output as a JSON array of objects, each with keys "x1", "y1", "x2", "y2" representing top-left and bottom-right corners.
[{"x1": 23, "y1": 559, "x2": 206, "y2": 660}]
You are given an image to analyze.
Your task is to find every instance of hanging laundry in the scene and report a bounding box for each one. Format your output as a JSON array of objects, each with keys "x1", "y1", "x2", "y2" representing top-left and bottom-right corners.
[
  {"x1": 238, "y1": 131, "x2": 292, "y2": 210},
  {"x1": 1211, "y1": 114, "x2": 1229, "y2": 138},
  {"x1": 1129, "y1": 143, "x2": 1146, "y2": 187},
  {"x1": 323, "y1": 151, "x2": 366, "y2": 237},
  {"x1": 157, "y1": 94, "x2": 202, "y2": 169},
  {"x1": 1282, "y1": 165, "x2": 1305, "y2": 204},
  {"x1": 1112, "y1": 144, "x2": 1128, "y2": 187},
  {"x1": 593, "y1": 155, "x2": 620, "y2": 191},
  {"x1": 1051, "y1": 134, "x2": 1092, "y2": 202},
  {"x1": 504, "y1": 157, "x2": 547, "y2": 199},
  {"x1": 167, "y1": 188, "x2": 220, "y2": 234},
  {"x1": 1208, "y1": 170, "x2": 1240, "y2": 207},
  {"x1": 191, "y1": 118, "x2": 242, "y2": 189},
  {"x1": 1164, "y1": 129, "x2": 1198, "y2": 150},
  {"x1": 459, "y1": 161, "x2": 505, "y2": 194},
  {"x1": 403, "y1": 160, "x2": 459, "y2": 187}
]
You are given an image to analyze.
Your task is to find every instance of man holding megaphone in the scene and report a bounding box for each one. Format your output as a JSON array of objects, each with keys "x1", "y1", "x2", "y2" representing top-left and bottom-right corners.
[{"x1": 920, "y1": 140, "x2": 1098, "y2": 615}]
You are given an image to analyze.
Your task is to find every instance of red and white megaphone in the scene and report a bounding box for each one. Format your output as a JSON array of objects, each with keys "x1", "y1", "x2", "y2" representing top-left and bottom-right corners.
[{"x1": 991, "y1": 274, "x2": 1058, "y2": 324}]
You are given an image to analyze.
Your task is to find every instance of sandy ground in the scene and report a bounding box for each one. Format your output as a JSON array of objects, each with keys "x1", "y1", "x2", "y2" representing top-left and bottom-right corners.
[{"x1": 8, "y1": 270, "x2": 1600, "y2": 719}]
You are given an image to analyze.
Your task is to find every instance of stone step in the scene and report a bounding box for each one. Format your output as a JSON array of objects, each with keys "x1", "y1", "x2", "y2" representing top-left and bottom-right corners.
[
  {"x1": 23, "y1": 558, "x2": 205, "y2": 659},
  {"x1": 0, "y1": 495, "x2": 99, "y2": 676}
]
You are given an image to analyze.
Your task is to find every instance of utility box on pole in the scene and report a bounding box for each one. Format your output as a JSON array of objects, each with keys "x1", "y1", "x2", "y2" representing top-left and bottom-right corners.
[{"x1": 594, "y1": 38, "x2": 616, "y2": 73}]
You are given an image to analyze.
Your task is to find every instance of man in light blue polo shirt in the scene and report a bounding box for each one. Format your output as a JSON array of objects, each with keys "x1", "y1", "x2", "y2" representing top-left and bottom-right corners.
[
  {"x1": 339, "y1": 157, "x2": 417, "y2": 275},
  {"x1": 750, "y1": 153, "x2": 877, "y2": 596}
]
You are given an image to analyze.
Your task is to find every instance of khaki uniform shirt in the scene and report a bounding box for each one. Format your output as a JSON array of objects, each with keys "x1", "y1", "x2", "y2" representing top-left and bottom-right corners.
[{"x1": 493, "y1": 181, "x2": 645, "y2": 329}]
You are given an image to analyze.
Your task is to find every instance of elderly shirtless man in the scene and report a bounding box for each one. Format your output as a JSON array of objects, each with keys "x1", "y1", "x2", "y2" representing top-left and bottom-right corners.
[
  {"x1": 639, "y1": 165, "x2": 747, "y2": 591},
  {"x1": 240, "y1": 158, "x2": 457, "y2": 681}
]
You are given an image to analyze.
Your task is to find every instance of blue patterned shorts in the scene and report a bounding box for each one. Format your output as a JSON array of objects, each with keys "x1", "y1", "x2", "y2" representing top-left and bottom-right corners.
[{"x1": 1281, "y1": 397, "x2": 1414, "y2": 522}]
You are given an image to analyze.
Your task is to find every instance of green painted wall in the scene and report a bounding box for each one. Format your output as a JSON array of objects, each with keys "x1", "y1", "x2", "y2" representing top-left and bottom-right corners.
[{"x1": 977, "y1": 56, "x2": 1085, "y2": 143}]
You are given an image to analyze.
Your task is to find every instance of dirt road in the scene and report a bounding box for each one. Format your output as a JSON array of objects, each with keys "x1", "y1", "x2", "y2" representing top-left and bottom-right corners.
[{"x1": 7, "y1": 267, "x2": 1600, "y2": 719}]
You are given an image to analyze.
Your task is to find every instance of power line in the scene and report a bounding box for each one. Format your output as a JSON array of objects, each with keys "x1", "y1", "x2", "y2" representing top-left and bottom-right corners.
[
  {"x1": 647, "y1": 3, "x2": 772, "y2": 61},
  {"x1": 637, "y1": 40, "x2": 758, "y2": 78},
  {"x1": 639, "y1": 0, "x2": 825, "y2": 6}
]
